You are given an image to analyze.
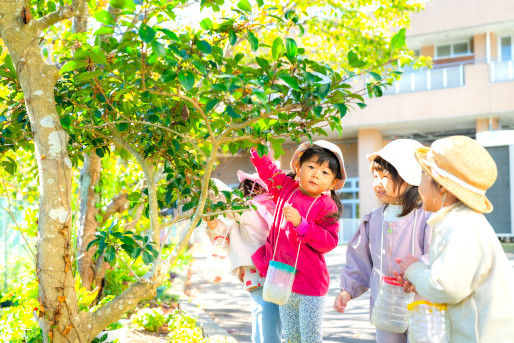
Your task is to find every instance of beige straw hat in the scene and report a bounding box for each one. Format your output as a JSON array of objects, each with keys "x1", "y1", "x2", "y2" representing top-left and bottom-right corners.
[{"x1": 414, "y1": 136, "x2": 497, "y2": 213}]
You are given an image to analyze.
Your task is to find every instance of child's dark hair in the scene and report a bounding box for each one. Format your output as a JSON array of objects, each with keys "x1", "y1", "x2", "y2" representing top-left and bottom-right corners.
[
  {"x1": 291, "y1": 146, "x2": 343, "y2": 219},
  {"x1": 371, "y1": 156, "x2": 421, "y2": 216},
  {"x1": 238, "y1": 179, "x2": 265, "y2": 197}
]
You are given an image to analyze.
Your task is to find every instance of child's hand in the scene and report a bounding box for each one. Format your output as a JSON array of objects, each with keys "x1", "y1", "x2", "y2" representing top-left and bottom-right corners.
[
  {"x1": 205, "y1": 218, "x2": 219, "y2": 230},
  {"x1": 333, "y1": 290, "x2": 351, "y2": 313},
  {"x1": 394, "y1": 271, "x2": 417, "y2": 293},
  {"x1": 395, "y1": 255, "x2": 420, "y2": 274},
  {"x1": 283, "y1": 205, "x2": 301, "y2": 227}
]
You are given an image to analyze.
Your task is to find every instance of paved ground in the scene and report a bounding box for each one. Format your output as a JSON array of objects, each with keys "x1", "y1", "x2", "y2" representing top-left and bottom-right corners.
[{"x1": 188, "y1": 234, "x2": 514, "y2": 343}]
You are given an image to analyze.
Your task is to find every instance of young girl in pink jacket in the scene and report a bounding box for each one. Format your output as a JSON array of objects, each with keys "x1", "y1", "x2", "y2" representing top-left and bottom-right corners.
[{"x1": 250, "y1": 140, "x2": 346, "y2": 343}]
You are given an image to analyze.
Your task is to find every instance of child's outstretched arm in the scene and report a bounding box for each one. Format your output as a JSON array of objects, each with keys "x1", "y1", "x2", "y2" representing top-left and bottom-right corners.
[
  {"x1": 339, "y1": 215, "x2": 373, "y2": 300},
  {"x1": 249, "y1": 148, "x2": 293, "y2": 198}
]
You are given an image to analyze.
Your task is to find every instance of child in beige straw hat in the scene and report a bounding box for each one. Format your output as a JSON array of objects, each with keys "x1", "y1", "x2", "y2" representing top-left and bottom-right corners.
[{"x1": 396, "y1": 135, "x2": 514, "y2": 343}]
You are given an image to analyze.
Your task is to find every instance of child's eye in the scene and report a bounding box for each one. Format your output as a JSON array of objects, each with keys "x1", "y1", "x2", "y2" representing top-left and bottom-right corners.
[{"x1": 308, "y1": 165, "x2": 314, "y2": 169}]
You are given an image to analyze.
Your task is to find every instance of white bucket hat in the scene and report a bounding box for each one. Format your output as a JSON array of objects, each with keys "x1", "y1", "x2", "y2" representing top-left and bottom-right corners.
[
  {"x1": 367, "y1": 139, "x2": 424, "y2": 186},
  {"x1": 290, "y1": 140, "x2": 347, "y2": 190},
  {"x1": 236, "y1": 170, "x2": 268, "y2": 191}
]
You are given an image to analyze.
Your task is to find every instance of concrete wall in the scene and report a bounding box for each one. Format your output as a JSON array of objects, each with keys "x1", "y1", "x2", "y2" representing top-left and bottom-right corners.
[{"x1": 409, "y1": 0, "x2": 514, "y2": 37}]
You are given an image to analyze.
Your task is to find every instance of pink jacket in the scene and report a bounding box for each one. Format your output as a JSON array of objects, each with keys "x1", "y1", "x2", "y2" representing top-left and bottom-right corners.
[{"x1": 250, "y1": 149, "x2": 339, "y2": 296}]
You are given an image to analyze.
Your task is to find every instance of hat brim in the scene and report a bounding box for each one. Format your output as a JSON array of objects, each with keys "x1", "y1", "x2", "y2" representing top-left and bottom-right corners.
[{"x1": 414, "y1": 147, "x2": 493, "y2": 214}]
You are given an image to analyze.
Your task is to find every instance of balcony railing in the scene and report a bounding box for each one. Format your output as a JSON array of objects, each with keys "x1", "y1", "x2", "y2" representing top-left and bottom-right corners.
[
  {"x1": 490, "y1": 60, "x2": 514, "y2": 83},
  {"x1": 384, "y1": 64, "x2": 465, "y2": 95}
]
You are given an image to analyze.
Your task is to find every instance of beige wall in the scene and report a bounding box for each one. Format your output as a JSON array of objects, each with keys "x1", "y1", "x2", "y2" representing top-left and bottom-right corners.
[
  {"x1": 212, "y1": 154, "x2": 254, "y2": 185},
  {"x1": 409, "y1": 0, "x2": 514, "y2": 37},
  {"x1": 339, "y1": 62, "x2": 514, "y2": 131},
  {"x1": 357, "y1": 130, "x2": 382, "y2": 215}
]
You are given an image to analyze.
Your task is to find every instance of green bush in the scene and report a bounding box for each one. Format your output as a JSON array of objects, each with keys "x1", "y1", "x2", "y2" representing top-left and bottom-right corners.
[
  {"x1": 167, "y1": 310, "x2": 206, "y2": 343},
  {"x1": 0, "y1": 280, "x2": 41, "y2": 342},
  {"x1": 131, "y1": 307, "x2": 167, "y2": 332}
]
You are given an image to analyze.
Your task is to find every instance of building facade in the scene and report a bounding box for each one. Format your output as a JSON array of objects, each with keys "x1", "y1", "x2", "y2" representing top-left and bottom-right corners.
[{"x1": 213, "y1": 0, "x2": 514, "y2": 241}]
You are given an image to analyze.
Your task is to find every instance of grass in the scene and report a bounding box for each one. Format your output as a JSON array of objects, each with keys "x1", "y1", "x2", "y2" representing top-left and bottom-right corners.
[{"x1": 502, "y1": 243, "x2": 514, "y2": 254}]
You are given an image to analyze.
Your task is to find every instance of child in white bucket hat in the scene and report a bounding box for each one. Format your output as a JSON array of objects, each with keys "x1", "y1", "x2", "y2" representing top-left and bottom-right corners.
[
  {"x1": 396, "y1": 136, "x2": 514, "y2": 343},
  {"x1": 249, "y1": 140, "x2": 345, "y2": 343},
  {"x1": 205, "y1": 171, "x2": 281, "y2": 343},
  {"x1": 335, "y1": 139, "x2": 433, "y2": 343}
]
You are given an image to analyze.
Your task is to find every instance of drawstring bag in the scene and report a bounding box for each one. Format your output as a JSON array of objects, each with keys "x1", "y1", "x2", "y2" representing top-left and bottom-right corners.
[
  {"x1": 407, "y1": 300, "x2": 450, "y2": 343},
  {"x1": 262, "y1": 190, "x2": 318, "y2": 305},
  {"x1": 371, "y1": 210, "x2": 418, "y2": 333}
]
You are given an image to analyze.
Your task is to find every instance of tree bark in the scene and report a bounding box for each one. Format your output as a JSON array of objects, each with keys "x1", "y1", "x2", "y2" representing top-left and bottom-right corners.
[
  {"x1": 77, "y1": 152, "x2": 101, "y2": 291},
  {"x1": 0, "y1": 2, "x2": 89, "y2": 342}
]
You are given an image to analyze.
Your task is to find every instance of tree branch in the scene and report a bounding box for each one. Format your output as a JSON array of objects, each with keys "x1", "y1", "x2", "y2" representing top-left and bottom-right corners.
[
  {"x1": 146, "y1": 89, "x2": 214, "y2": 139},
  {"x1": 36, "y1": 0, "x2": 87, "y2": 31}
]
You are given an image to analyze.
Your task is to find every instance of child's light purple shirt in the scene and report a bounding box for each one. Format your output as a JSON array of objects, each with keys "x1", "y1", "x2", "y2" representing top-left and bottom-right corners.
[{"x1": 339, "y1": 206, "x2": 432, "y2": 313}]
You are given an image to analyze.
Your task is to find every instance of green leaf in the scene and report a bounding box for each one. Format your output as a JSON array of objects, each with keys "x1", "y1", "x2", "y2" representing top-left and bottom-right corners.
[
  {"x1": 237, "y1": 0, "x2": 251, "y2": 12},
  {"x1": 229, "y1": 30, "x2": 237, "y2": 45},
  {"x1": 225, "y1": 105, "x2": 241, "y2": 118},
  {"x1": 279, "y1": 74, "x2": 300, "y2": 90},
  {"x1": 348, "y1": 51, "x2": 367, "y2": 68},
  {"x1": 110, "y1": 0, "x2": 135, "y2": 10},
  {"x1": 104, "y1": 246, "x2": 116, "y2": 263},
  {"x1": 256, "y1": 0, "x2": 264, "y2": 7},
  {"x1": 272, "y1": 38, "x2": 283, "y2": 60},
  {"x1": 356, "y1": 102, "x2": 367, "y2": 109},
  {"x1": 139, "y1": 24, "x2": 156, "y2": 43},
  {"x1": 2, "y1": 158, "x2": 17, "y2": 175},
  {"x1": 256, "y1": 144, "x2": 268, "y2": 157},
  {"x1": 200, "y1": 18, "x2": 213, "y2": 30},
  {"x1": 247, "y1": 32, "x2": 259, "y2": 51},
  {"x1": 368, "y1": 71, "x2": 382, "y2": 81},
  {"x1": 151, "y1": 41, "x2": 166, "y2": 56},
  {"x1": 76, "y1": 70, "x2": 104, "y2": 82},
  {"x1": 391, "y1": 28, "x2": 406, "y2": 51},
  {"x1": 196, "y1": 40, "x2": 212, "y2": 54},
  {"x1": 255, "y1": 57, "x2": 270, "y2": 69},
  {"x1": 128, "y1": 192, "x2": 140, "y2": 201},
  {"x1": 285, "y1": 38, "x2": 298, "y2": 58},
  {"x1": 205, "y1": 98, "x2": 220, "y2": 112},
  {"x1": 270, "y1": 137, "x2": 285, "y2": 159},
  {"x1": 335, "y1": 103, "x2": 348, "y2": 117},
  {"x1": 158, "y1": 28, "x2": 180, "y2": 42},
  {"x1": 178, "y1": 71, "x2": 195, "y2": 91},
  {"x1": 142, "y1": 250, "x2": 154, "y2": 265},
  {"x1": 94, "y1": 10, "x2": 115, "y2": 25},
  {"x1": 86, "y1": 238, "x2": 100, "y2": 251},
  {"x1": 60, "y1": 60, "x2": 88, "y2": 74},
  {"x1": 313, "y1": 105, "x2": 322, "y2": 117},
  {"x1": 94, "y1": 26, "x2": 114, "y2": 36},
  {"x1": 60, "y1": 115, "x2": 71, "y2": 129},
  {"x1": 95, "y1": 148, "x2": 105, "y2": 158}
]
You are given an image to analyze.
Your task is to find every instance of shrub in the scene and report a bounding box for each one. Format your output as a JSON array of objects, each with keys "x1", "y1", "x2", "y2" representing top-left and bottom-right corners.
[{"x1": 131, "y1": 308, "x2": 166, "y2": 332}]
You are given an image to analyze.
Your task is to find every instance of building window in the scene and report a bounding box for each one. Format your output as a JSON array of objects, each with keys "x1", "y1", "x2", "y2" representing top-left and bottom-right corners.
[
  {"x1": 435, "y1": 41, "x2": 471, "y2": 59},
  {"x1": 500, "y1": 36, "x2": 512, "y2": 61},
  {"x1": 337, "y1": 177, "x2": 360, "y2": 244}
]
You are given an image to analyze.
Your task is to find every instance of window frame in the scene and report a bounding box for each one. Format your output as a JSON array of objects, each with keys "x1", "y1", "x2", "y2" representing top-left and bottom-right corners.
[
  {"x1": 498, "y1": 35, "x2": 513, "y2": 62},
  {"x1": 435, "y1": 40, "x2": 472, "y2": 59}
]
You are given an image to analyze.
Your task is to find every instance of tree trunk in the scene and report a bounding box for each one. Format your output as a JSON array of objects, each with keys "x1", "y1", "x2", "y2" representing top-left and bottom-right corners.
[
  {"x1": 77, "y1": 152, "x2": 101, "y2": 290},
  {"x1": 0, "y1": 3, "x2": 87, "y2": 342}
]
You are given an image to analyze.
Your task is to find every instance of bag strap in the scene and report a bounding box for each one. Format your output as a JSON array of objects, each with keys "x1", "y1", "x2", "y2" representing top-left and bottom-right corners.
[
  {"x1": 379, "y1": 208, "x2": 419, "y2": 276},
  {"x1": 272, "y1": 189, "x2": 320, "y2": 269}
]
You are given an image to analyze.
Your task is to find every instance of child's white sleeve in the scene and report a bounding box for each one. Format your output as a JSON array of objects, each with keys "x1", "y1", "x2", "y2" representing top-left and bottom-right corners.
[{"x1": 405, "y1": 224, "x2": 482, "y2": 304}]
